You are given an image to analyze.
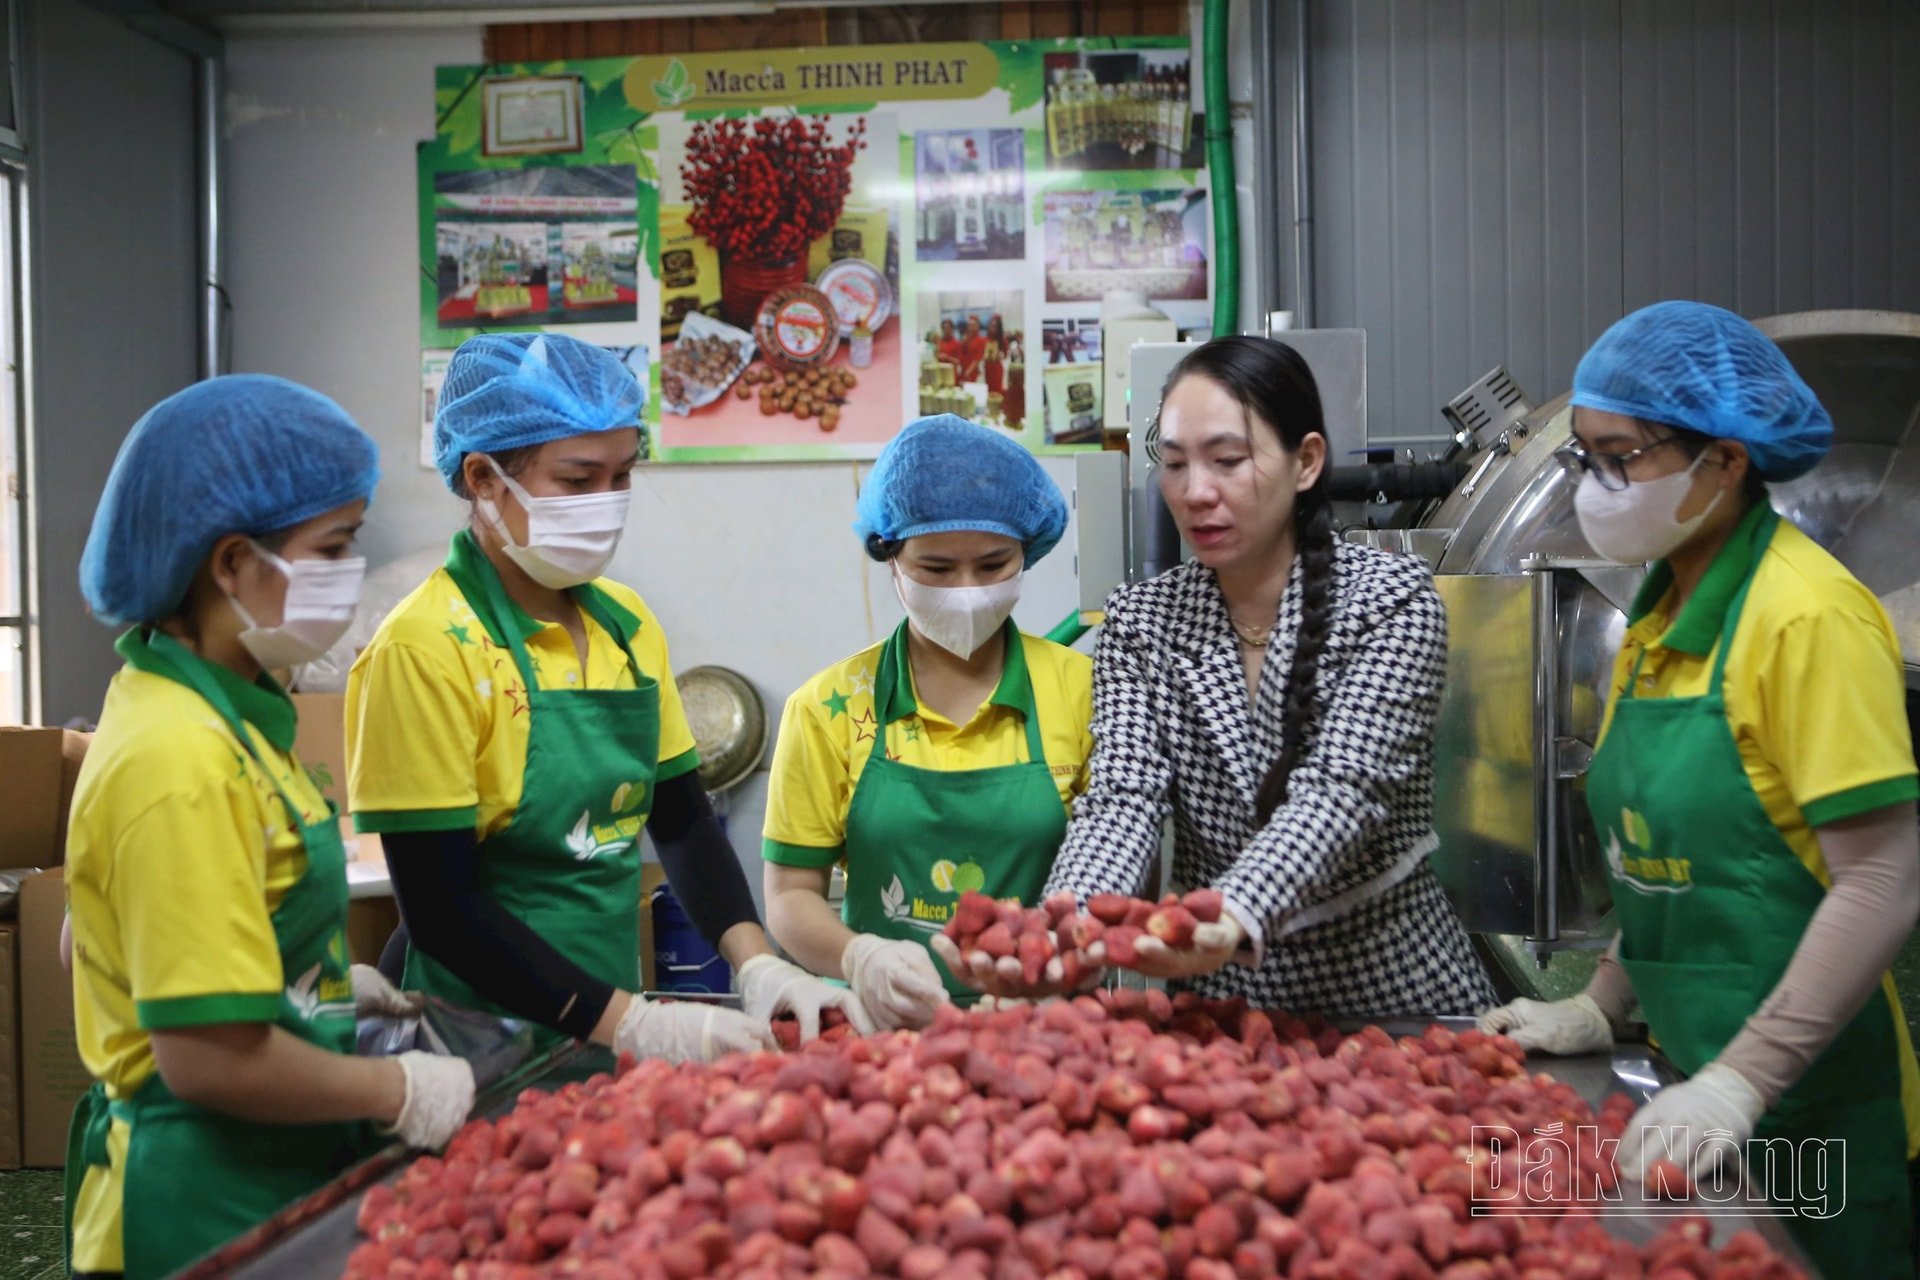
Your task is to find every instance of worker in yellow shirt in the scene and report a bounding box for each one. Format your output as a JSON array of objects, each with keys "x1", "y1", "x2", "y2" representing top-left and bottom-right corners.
[
  {"x1": 1480, "y1": 302, "x2": 1920, "y2": 1276},
  {"x1": 762, "y1": 415, "x2": 1093, "y2": 1029},
  {"x1": 348, "y1": 333, "x2": 859, "y2": 1061},
  {"x1": 65, "y1": 376, "x2": 474, "y2": 1280}
]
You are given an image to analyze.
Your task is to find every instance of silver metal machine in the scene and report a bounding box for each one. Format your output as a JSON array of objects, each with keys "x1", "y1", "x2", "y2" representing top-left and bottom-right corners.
[{"x1": 1359, "y1": 309, "x2": 1920, "y2": 956}]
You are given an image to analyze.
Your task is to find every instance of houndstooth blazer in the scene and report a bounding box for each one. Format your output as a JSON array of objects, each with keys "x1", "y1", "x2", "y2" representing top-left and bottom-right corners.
[{"x1": 1045, "y1": 541, "x2": 1496, "y2": 1018}]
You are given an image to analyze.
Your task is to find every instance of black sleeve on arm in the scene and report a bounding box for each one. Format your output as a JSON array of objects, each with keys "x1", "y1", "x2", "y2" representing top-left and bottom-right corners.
[
  {"x1": 384, "y1": 828, "x2": 615, "y2": 1042},
  {"x1": 646, "y1": 770, "x2": 763, "y2": 949}
]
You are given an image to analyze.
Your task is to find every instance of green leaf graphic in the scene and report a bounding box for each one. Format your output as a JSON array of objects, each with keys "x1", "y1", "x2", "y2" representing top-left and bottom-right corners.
[{"x1": 653, "y1": 58, "x2": 694, "y2": 107}]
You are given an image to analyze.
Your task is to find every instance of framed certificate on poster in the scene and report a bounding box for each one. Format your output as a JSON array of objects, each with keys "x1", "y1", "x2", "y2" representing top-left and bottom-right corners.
[{"x1": 482, "y1": 75, "x2": 584, "y2": 156}]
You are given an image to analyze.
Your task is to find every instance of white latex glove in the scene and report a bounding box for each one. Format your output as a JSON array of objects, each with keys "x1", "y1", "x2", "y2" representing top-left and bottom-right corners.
[
  {"x1": 928, "y1": 932, "x2": 1107, "y2": 1001},
  {"x1": 386, "y1": 1051, "x2": 476, "y2": 1149},
  {"x1": 736, "y1": 953, "x2": 877, "y2": 1039},
  {"x1": 1477, "y1": 994, "x2": 1613, "y2": 1055},
  {"x1": 840, "y1": 935, "x2": 950, "y2": 1030},
  {"x1": 351, "y1": 964, "x2": 425, "y2": 1018},
  {"x1": 974, "y1": 994, "x2": 1032, "y2": 1010},
  {"x1": 1619, "y1": 1062, "x2": 1768, "y2": 1184},
  {"x1": 1129, "y1": 918, "x2": 1245, "y2": 980},
  {"x1": 615, "y1": 996, "x2": 777, "y2": 1064}
]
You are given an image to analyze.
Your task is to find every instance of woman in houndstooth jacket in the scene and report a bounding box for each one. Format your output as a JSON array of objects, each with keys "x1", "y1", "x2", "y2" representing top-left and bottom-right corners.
[{"x1": 1048, "y1": 336, "x2": 1493, "y2": 1018}]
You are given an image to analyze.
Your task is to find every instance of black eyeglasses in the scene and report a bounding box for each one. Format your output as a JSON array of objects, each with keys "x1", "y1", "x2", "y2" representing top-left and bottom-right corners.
[{"x1": 1553, "y1": 437, "x2": 1690, "y2": 492}]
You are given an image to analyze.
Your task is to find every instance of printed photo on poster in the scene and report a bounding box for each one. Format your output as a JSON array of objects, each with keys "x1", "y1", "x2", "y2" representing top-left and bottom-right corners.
[
  {"x1": 913, "y1": 129, "x2": 1025, "y2": 262},
  {"x1": 653, "y1": 111, "x2": 906, "y2": 454},
  {"x1": 1040, "y1": 317, "x2": 1102, "y2": 366},
  {"x1": 1043, "y1": 358, "x2": 1103, "y2": 447},
  {"x1": 1043, "y1": 49, "x2": 1201, "y2": 171},
  {"x1": 1043, "y1": 188, "x2": 1209, "y2": 303},
  {"x1": 432, "y1": 165, "x2": 638, "y2": 329},
  {"x1": 914, "y1": 291, "x2": 1027, "y2": 432},
  {"x1": 421, "y1": 351, "x2": 452, "y2": 469}
]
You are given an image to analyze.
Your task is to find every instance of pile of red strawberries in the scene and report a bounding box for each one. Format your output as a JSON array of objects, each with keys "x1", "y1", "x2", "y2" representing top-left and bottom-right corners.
[{"x1": 346, "y1": 991, "x2": 1805, "y2": 1280}]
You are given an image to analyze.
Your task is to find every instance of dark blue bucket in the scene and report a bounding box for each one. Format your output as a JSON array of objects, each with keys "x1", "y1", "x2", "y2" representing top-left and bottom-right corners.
[{"x1": 650, "y1": 882, "x2": 730, "y2": 994}]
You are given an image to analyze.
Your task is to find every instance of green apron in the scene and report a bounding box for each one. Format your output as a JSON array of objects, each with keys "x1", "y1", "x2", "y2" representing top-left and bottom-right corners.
[
  {"x1": 1588, "y1": 553, "x2": 1914, "y2": 1277},
  {"x1": 842, "y1": 622, "x2": 1068, "y2": 1000},
  {"x1": 403, "y1": 545, "x2": 661, "y2": 1043},
  {"x1": 67, "y1": 631, "x2": 371, "y2": 1280}
]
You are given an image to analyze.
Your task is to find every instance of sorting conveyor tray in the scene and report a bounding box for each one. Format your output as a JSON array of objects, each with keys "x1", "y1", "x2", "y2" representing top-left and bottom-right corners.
[{"x1": 181, "y1": 1019, "x2": 1814, "y2": 1279}]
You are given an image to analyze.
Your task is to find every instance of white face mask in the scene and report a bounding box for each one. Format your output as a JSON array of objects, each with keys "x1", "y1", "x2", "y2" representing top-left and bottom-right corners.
[
  {"x1": 478, "y1": 456, "x2": 631, "y2": 590},
  {"x1": 228, "y1": 541, "x2": 366, "y2": 672},
  {"x1": 1573, "y1": 452, "x2": 1724, "y2": 564},
  {"x1": 894, "y1": 565, "x2": 1023, "y2": 658}
]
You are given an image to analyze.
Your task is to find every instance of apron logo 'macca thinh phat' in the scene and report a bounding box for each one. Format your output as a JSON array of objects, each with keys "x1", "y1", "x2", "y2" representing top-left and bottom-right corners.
[
  {"x1": 1606, "y1": 807, "x2": 1693, "y2": 895},
  {"x1": 563, "y1": 809, "x2": 640, "y2": 862},
  {"x1": 880, "y1": 874, "x2": 947, "y2": 933}
]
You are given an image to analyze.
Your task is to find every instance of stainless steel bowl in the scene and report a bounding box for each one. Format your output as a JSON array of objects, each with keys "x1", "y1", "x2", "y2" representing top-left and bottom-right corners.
[{"x1": 676, "y1": 665, "x2": 768, "y2": 795}]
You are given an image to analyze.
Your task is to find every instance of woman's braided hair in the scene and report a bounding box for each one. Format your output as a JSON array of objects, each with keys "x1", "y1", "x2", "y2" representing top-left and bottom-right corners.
[{"x1": 1161, "y1": 337, "x2": 1336, "y2": 825}]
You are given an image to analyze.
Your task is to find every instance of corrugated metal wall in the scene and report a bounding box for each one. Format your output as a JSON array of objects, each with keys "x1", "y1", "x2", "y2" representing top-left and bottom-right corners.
[{"x1": 1296, "y1": 0, "x2": 1920, "y2": 442}]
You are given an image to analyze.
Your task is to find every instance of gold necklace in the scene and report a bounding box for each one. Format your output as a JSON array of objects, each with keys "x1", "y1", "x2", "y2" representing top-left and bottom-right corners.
[{"x1": 1230, "y1": 616, "x2": 1274, "y2": 648}]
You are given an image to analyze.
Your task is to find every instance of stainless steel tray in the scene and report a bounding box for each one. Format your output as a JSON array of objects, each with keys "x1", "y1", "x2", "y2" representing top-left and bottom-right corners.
[{"x1": 1363, "y1": 1019, "x2": 1809, "y2": 1267}]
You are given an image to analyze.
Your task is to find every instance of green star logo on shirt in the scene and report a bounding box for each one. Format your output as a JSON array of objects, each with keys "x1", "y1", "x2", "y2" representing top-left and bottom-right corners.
[
  {"x1": 904, "y1": 718, "x2": 923, "y2": 742},
  {"x1": 822, "y1": 688, "x2": 851, "y2": 719},
  {"x1": 444, "y1": 622, "x2": 475, "y2": 646}
]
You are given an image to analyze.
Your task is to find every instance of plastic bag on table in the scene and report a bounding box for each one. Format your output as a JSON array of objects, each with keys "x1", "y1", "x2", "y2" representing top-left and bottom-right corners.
[{"x1": 357, "y1": 996, "x2": 539, "y2": 1091}]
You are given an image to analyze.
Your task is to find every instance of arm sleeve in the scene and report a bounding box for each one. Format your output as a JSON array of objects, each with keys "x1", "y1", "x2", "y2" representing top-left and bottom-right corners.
[
  {"x1": 116, "y1": 775, "x2": 286, "y2": 1029},
  {"x1": 1584, "y1": 936, "x2": 1638, "y2": 1027},
  {"x1": 761, "y1": 688, "x2": 853, "y2": 868},
  {"x1": 1757, "y1": 608, "x2": 1920, "y2": 826},
  {"x1": 1044, "y1": 592, "x2": 1173, "y2": 902},
  {"x1": 1213, "y1": 571, "x2": 1449, "y2": 944},
  {"x1": 384, "y1": 827, "x2": 614, "y2": 1041},
  {"x1": 645, "y1": 771, "x2": 762, "y2": 947},
  {"x1": 1716, "y1": 803, "x2": 1920, "y2": 1107},
  {"x1": 347, "y1": 639, "x2": 484, "y2": 832}
]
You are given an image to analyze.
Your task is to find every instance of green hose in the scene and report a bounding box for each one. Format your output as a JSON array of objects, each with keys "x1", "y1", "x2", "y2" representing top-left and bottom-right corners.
[
  {"x1": 1046, "y1": 611, "x2": 1091, "y2": 647},
  {"x1": 1203, "y1": 0, "x2": 1240, "y2": 337}
]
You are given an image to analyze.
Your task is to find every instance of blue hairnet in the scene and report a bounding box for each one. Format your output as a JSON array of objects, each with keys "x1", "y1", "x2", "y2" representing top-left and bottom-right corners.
[
  {"x1": 433, "y1": 333, "x2": 646, "y2": 489},
  {"x1": 81, "y1": 375, "x2": 380, "y2": 626},
  {"x1": 1570, "y1": 301, "x2": 1832, "y2": 481},
  {"x1": 854, "y1": 415, "x2": 1069, "y2": 567}
]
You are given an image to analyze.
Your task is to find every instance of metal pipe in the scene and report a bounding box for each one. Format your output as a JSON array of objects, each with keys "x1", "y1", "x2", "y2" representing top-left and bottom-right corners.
[
  {"x1": 198, "y1": 51, "x2": 223, "y2": 380},
  {"x1": 1526, "y1": 558, "x2": 1560, "y2": 948},
  {"x1": 1290, "y1": 0, "x2": 1314, "y2": 327},
  {"x1": 1323, "y1": 460, "x2": 1471, "y2": 503},
  {"x1": 1248, "y1": 0, "x2": 1282, "y2": 322},
  {"x1": 1201, "y1": 0, "x2": 1238, "y2": 337}
]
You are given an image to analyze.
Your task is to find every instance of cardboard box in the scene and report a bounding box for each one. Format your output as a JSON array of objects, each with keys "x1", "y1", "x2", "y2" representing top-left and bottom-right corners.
[
  {"x1": 345, "y1": 893, "x2": 398, "y2": 967},
  {"x1": 0, "y1": 728, "x2": 88, "y2": 867},
  {"x1": 0, "y1": 922, "x2": 20, "y2": 1169},
  {"x1": 21, "y1": 868, "x2": 86, "y2": 1167},
  {"x1": 292, "y1": 693, "x2": 348, "y2": 813},
  {"x1": 640, "y1": 863, "x2": 664, "y2": 992}
]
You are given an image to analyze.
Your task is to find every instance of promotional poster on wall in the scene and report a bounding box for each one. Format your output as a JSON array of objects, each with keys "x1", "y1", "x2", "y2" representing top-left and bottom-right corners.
[{"x1": 419, "y1": 35, "x2": 1202, "y2": 461}]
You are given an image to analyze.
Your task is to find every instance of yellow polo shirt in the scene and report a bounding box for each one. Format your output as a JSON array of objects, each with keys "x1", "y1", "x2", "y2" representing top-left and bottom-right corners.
[
  {"x1": 67, "y1": 629, "x2": 337, "y2": 1273},
  {"x1": 1600, "y1": 501, "x2": 1920, "y2": 1154},
  {"x1": 347, "y1": 533, "x2": 698, "y2": 836},
  {"x1": 763, "y1": 622, "x2": 1093, "y2": 869}
]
